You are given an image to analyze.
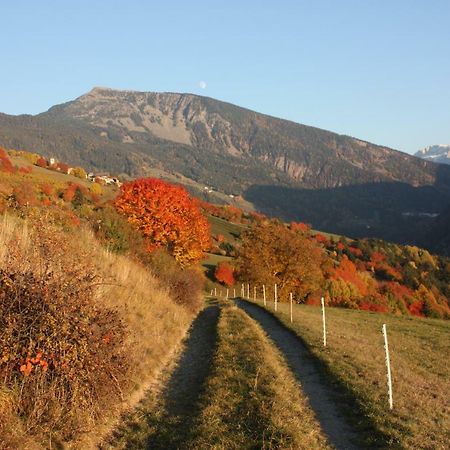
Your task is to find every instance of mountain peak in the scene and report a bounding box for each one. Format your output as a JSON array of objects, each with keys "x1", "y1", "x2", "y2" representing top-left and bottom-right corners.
[
  {"x1": 415, "y1": 144, "x2": 450, "y2": 165},
  {"x1": 2, "y1": 89, "x2": 450, "y2": 244}
]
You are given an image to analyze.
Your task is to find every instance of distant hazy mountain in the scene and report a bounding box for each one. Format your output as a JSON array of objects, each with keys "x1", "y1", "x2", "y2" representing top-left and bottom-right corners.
[
  {"x1": 415, "y1": 145, "x2": 450, "y2": 165},
  {"x1": 1, "y1": 87, "x2": 450, "y2": 246}
]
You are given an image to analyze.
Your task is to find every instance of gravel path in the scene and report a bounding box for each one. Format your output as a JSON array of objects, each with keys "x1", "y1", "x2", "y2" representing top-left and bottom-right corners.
[{"x1": 236, "y1": 299, "x2": 360, "y2": 450}]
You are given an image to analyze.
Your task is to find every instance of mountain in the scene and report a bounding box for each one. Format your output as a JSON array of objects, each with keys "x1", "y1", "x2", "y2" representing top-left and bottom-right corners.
[
  {"x1": 419, "y1": 205, "x2": 450, "y2": 256},
  {"x1": 415, "y1": 144, "x2": 450, "y2": 165},
  {"x1": 1, "y1": 87, "x2": 450, "y2": 245}
]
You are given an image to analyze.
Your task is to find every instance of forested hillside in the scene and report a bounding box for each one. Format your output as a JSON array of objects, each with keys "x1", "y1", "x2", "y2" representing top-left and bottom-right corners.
[{"x1": 1, "y1": 87, "x2": 450, "y2": 246}]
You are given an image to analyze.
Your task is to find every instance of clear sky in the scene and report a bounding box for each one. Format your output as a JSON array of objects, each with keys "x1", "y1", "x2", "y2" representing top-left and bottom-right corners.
[{"x1": 2, "y1": 0, "x2": 449, "y2": 154}]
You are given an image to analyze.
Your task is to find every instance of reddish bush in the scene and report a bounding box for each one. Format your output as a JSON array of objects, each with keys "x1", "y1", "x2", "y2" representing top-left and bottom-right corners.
[
  {"x1": 409, "y1": 300, "x2": 425, "y2": 317},
  {"x1": 0, "y1": 148, "x2": 15, "y2": 173},
  {"x1": 36, "y1": 157, "x2": 47, "y2": 168},
  {"x1": 56, "y1": 162, "x2": 70, "y2": 173},
  {"x1": 360, "y1": 301, "x2": 389, "y2": 313},
  {"x1": 215, "y1": 262, "x2": 235, "y2": 286},
  {"x1": 18, "y1": 166, "x2": 32, "y2": 174},
  {"x1": 290, "y1": 221, "x2": 310, "y2": 233},
  {"x1": 11, "y1": 183, "x2": 39, "y2": 207},
  {"x1": 40, "y1": 183, "x2": 56, "y2": 198},
  {"x1": 315, "y1": 233, "x2": 328, "y2": 244},
  {"x1": 348, "y1": 246, "x2": 363, "y2": 257},
  {"x1": 332, "y1": 255, "x2": 368, "y2": 296}
]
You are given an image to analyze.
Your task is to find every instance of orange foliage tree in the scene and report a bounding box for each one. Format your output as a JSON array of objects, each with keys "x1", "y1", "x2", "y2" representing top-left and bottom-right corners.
[
  {"x1": 215, "y1": 262, "x2": 235, "y2": 286},
  {"x1": 237, "y1": 221, "x2": 325, "y2": 301},
  {"x1": 332, "y1": 255, "x2": 368, "y2": 297},
  {"x1": 114, "y1": 178, "x2": 211, "y2": 266},
  {"x1": 0, "y1": 148, "x2": 15, "y2": 173}
]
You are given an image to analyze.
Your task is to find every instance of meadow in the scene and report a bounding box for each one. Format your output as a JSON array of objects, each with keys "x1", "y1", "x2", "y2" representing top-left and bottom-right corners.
[{"x1": 246, "y1": 296, "x2": 450, "y2": 449}]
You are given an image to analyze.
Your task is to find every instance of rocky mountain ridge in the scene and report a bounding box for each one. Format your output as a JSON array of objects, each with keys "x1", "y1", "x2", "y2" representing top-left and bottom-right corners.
[{"x1": 1, "y1": 87, "x2": 450, "y2": 245}]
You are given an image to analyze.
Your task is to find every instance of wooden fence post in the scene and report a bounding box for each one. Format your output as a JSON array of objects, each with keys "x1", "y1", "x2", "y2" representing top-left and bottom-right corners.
[{"x1": 263, "y1": 284, "x2": 266, "y2": 306}]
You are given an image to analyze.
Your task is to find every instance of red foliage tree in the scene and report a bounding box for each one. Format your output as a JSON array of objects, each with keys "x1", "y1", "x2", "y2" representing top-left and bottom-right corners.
[
  {"x1": 19, "y1": 166, "x2": 33, "y2": 174},
  {"x1": 63, "y1": 184, "x2": 81, "y2": 202},
  {"x1": 36, "y1": 157, "x2": 47, "y2": 168},
  {"x1": 332, "y1": 255, "x2": 368, "y2": 296},
  {"x1": 56, "y1": 162, "x2": 70, "y2": 174},
  {"x1": 315, "y1": 233, "x2": 329, "y2": 245},
  {"x1": 0, "y1": 148, "x2": 15, "y2": 173},
  {"x1": 215, "y1": 262, "x2": 235, "y2": 286},
  {"x1": 348, "y1": 246, "x2": 363, "y2": 257},
  {"x1": 40, "y1": 183, "x2": 55, "y2": 198},
  {"x1": 290, "y1": 221, "x2": 310, "y2": 233},
  {"x1": 114, "y1": 178, "x2": 211, "y2": 266}
]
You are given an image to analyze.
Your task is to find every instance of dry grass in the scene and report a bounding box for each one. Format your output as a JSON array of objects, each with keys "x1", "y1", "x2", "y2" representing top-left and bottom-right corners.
[
  {"x1": 249, "y1": 298, "x2": 450, "y2": 449},
  {"x1": 0, "y1": 213, "x2": 195, "y2": 449},
  {"x1": 187, "y1": 304, "x2": 331, "y2": 449}
]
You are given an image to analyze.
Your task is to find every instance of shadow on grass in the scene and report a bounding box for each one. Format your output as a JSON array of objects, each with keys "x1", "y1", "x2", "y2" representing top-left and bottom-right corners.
[
  {"x1": 236, "y1": 299, "x2": 395, "y2": 450},
  {"x1": 102, "y1": 305, "x2": 220, "y2": 450},
  {"x1": 144, "y1": 304, "x2": 220, "y2": 449},
  {"x1": 203, "y1": 263, "x2": 216, "y2": 282}
]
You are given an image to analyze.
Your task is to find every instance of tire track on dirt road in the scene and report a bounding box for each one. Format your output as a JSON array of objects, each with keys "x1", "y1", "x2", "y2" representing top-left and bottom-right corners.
[
  {"x1": 236, "y1": 299, "x2": 367, "y2": 450},
  {"x1": 103, "y1": 303, "x2": 221, "y2": 449},
  {"x1": 145, "y1": 303, "x2": 221, "y2": 449}
]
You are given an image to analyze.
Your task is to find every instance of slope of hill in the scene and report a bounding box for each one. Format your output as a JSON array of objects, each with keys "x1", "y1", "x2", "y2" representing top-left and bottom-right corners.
[
  {"x1": 1, "y1": 87, "x2": 450, "y2": 244},
  {"x1": 415, "y1": 144, "x2": 450, "y2": 165},
  {"x1": 419, "y1": 205, "x2": 450, "y2": 256}
]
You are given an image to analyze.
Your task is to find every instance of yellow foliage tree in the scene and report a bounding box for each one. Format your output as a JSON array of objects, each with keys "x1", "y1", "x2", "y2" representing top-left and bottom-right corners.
[
  {"x1": 237, "y1": 221, "x2": 325, "y2": 301},
  {"x1": 71, "y1": 167, "x2": 87, "y2": 179}
]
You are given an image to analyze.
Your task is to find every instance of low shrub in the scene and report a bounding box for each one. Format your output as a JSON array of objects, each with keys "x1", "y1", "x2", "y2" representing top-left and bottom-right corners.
[
  {"x1": 90, "y1": 205, "x2": 147, "y2": 255},
  {"x1": 0, "y1": 220, "x2": 130, "y2": 443},
  {"x1": 149, "y1": 250, "x2": 204, "y2": 312}
]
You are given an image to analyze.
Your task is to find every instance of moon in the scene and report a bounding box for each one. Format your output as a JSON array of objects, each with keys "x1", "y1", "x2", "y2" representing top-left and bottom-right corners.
[{"x1": 199, "y1": 81, "x2": 207, "y2": 89}]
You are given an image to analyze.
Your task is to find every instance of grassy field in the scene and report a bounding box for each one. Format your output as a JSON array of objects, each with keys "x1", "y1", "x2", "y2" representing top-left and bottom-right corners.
[
  {"x1": 7, "y1": 154, "x2": 119, "y2": 200},
  {"x1": 246, "y1": 297, "x2": 450, "y2": 449},
  {"x1": 208, "y1": 214, "x2": 247, "y2": 242}
]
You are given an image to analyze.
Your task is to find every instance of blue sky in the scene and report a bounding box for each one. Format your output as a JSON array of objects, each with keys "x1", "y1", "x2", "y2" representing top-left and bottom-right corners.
[{"x1": 1, "y1": 0, "x2": 449, "y2": 154}]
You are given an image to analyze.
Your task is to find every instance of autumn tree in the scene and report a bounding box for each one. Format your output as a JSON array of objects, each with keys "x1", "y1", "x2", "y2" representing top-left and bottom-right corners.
[
  {"x1": 0, "y1": 148, "x2": 15, "y2": 173},
  {"x1": 36, "y1": 157, "x2": 47, "y2": 168},
  {"x1": 215, "y1": 262, "x2": 235, "y2": 286},
  {"x1": 237, "y1": 221, "x2": 325, "y2": 301},
  {"x1": 71, "y1": 167, "x2": 87, "y2": 179},
  {"x1": 114, "y1": 178, "x2": 211, "y2": 266}
]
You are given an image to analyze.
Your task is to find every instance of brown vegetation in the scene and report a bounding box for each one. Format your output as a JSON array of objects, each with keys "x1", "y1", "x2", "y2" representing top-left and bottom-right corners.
[{"x1": 0, "y1": 214, "x2": 197, "y2": 448}]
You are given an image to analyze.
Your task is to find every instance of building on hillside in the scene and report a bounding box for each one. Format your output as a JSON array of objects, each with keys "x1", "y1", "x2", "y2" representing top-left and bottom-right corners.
[{"x1": 88, "y1": 172, "x2": 122, "y2": 186}]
